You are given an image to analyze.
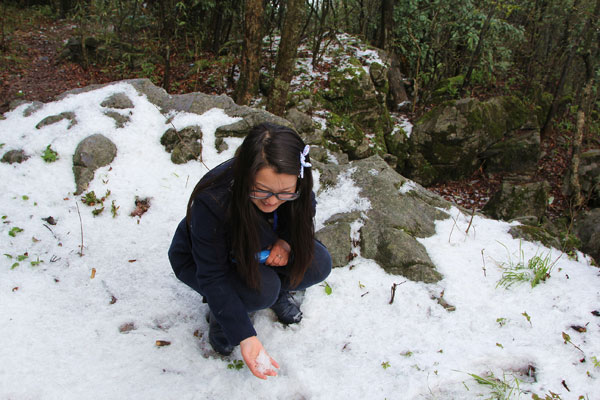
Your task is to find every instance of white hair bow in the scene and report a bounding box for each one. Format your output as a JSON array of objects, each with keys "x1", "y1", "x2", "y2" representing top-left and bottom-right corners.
[{"x1": 299, "y1": 145, "x2": 312, "y2": 178}]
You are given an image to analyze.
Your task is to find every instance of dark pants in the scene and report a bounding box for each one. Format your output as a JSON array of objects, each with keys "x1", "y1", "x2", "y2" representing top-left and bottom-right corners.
[{"x1": 227, "y1": 240, "x2": 332, "y2": 313}]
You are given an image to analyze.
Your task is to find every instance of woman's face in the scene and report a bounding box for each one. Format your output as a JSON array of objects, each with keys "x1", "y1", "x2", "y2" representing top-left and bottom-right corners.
[{"x1": 250, "y1": 166, "x2": 298, "y2": 213}]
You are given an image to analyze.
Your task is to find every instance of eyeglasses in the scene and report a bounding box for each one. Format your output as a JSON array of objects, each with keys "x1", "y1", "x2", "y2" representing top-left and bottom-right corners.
[{"x1": 249, "y1": 189, "x2": 300, "y2": 201}]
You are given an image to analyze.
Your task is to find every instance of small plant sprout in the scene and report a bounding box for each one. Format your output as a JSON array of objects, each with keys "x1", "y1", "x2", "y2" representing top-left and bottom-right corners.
[
  {"x1": 323, "y1": 281, "x2": 333, "y2": 295},
  {"x1": 8, "y1": 227, "x2": 24, "y2": 237},
  {"x1": 468, "y1": 371, "x2": 524, "y2": 399},
  {"x1": 42, "y1": 145, "x2": 58, "y2": 163},
  {"x1": 562, "y1": 332, "x2": 584, "y2": 353},
  {"x1": 381, "y1": 361, "x2": 391, "y2": 369},
  {"x1": 591, "y1": 356, "x2": 600, "y2": 368},
  {"x1": 30, "y1": 257, "x2": 43, "y2": 267},
  {"x1": 111, "y1": 200, "x2": 119, "y2": 217},
  {"x1": 522, "y1": 312, "x2": 532, "y2": 327},
  {"x1": 496, "y1": 317, "x2": 508, "y2": 327},
  {"x1": 227, "y1": 360, "x2": 244, "y2": 370}
]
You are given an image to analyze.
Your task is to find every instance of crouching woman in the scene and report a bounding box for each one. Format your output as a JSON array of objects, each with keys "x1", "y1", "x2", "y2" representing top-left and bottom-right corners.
[{"x1": 168, "y1": 123, "x2": 332, "y2": 379}]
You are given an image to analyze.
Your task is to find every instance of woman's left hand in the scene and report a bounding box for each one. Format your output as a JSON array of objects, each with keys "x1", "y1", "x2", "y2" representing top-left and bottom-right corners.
[{"x1": 266, "y1": 239, "x2": 291, "y2": 267}]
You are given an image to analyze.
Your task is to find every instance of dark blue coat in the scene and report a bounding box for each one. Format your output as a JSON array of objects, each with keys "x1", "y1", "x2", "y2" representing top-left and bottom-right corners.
[{"x1": 168, "y1": 159, "x2": 310, "y2": 345}]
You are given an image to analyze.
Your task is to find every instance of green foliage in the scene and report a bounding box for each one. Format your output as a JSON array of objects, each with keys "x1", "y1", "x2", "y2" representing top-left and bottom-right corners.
[
  {"x1": 323, "y1": 281, "x2": 332, "y2": 295},
  {"x1": 8, "y1": 227, "x2": 23, "y2": 237},
  {"x1": 81, "y1": 190, "x2": 111, "y2": 216},
  {"x1": 467, "y1": 371, "x2": 524, "y2": 399},
  {"x1": 42, "y1": 145, "x2": 58, "y2": 163},
  {"x1": 381, "y1": 361, "x2": 391, "y2": 369},
  {"x1": 496, "y1": 242, "x2": 556, "y2": 289},
  {"x1": 227, "y1": 360, "x2": 244, "y2": 370}
]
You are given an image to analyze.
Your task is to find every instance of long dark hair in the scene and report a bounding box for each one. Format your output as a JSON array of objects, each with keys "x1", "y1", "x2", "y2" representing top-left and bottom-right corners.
[{"x1": 187, "y1": 123, "x2": 315, "y2": 290}]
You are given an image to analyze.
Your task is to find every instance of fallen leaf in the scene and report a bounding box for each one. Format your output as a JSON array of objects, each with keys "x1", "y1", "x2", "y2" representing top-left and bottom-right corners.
[
  {"x1": 128, "y1": 259, "x2": 137, "y2": 263},
  {"x1": 155, "y1": 340, "x2": 171, "y2": 347},
  {"x1": 90, "y1": 268, "x2": 96, "y2": 279},
  {"x1": 119, "y1": 322, "x2": 136, "y2": 333},
  {"x1": 12, "y1": 287, "x2": 19, "y2": 292},
  {"x1": 571, "y1": 325, "x2": 587, "y2": 333}
]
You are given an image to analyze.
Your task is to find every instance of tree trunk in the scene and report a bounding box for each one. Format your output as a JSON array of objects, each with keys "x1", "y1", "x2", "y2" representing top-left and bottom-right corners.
[
  {"x1": 266, "y1": 0, "x2": 305, "y2": 116},
  {"x1": 234, "y1": 0, "x2": 264, "y2": 105},
  {"x1": 566, "y1": 0, "x2": 599, "y2": 209},
  {"x1": 378, "y1": 0, "x2": 394, "y2": 51},
  {"x1": 460, "y1": 7, "x2": 495, "y2": 96},
  {"x1": 541, "y1": 0, "x2": 580, "y2": 138}
]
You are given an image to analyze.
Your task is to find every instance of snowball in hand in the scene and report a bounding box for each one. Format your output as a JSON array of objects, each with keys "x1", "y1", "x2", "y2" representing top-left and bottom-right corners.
[{"x1": 256, "y1": 350, "x2": 272, "y2": 374}]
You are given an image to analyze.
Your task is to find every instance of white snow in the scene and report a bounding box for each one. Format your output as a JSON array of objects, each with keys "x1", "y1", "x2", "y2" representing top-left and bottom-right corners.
[{"x1": 1, "y1": 83, "x2": 599, "y2": 400}]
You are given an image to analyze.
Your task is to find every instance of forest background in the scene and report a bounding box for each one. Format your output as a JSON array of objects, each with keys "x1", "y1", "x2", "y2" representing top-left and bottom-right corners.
[{"x1": 1, "y1": 0, "x2": 599, "y2": 225}]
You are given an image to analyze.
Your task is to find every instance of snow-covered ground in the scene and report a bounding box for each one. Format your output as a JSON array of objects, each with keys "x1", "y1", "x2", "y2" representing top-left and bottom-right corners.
[{"x1": 1, "y1": 83, "x2": 599, "y2": 399}]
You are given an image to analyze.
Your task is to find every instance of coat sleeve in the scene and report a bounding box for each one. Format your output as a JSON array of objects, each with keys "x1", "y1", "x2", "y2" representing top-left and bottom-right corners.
[{"x1": 186, "y1": 195, "x2": 257, "y2": 345}]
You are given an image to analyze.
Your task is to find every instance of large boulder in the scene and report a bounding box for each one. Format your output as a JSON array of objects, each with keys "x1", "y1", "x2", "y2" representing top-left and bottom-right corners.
[
  {"x1": 73, "y1": 134, "x2": 117, "y2": 194},
  {"x1": 406, "y1": 96, "x2": 533, "y2": 185},
  {"x1": 482, "y1": 179, "x2": 550, "y2": 222},
  {"x1": 315, "y1": 155, "x2": 450, "y2": 283}
]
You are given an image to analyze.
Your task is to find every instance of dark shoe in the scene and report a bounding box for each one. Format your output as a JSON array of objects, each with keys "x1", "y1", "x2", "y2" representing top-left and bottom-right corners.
[
  {"x1": 207, "y1": 312, "x2": 234, "y2": 356},
  {"x1": 270, "y1": 291, "x2": 303, "y2": 324}
]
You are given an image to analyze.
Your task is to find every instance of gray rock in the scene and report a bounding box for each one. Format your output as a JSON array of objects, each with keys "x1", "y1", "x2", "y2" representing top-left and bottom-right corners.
[
  {"x1": 315, "y1": 155, "x2": 450, "y2": 283},
  {"x1": 1, "y1": 149, "x2": 29, "y2": 164},
  {"x1": 73, "y1": 134, "x2": 117, "y2": 194},
  {"x1": 285, "y1": 108, "x2": 315, "y2": 135},
  {"x1": 215, "y1": 112, "x2": 293, "y2": 138},
  {"x1": 508, "y1": 224, "x2": 561, "y2": 250},
  {"x1": 104, "y1": 111, "x2": 131, "y2": 128},
  {"x1": 483, "y1": 180, "x2": 550, "y2": 222},
  {"x1": 574, "y1": 208, "x2": 600, "y2": 264},
  {"x1": 160, "y1": 126, "x2": 203, "y2": 164},
  {"x1": 36, "y1": 112, "x2": 77, "y2": 130},
  {"x1": 23, "y1": 101, "x2": 44, "y2": 117},
  {"x1": 101, "y1": 93, "x2": 134, "y2": 109},
  {"x1": 315, "y1": 212, "x2": 361, "y2": 268}
]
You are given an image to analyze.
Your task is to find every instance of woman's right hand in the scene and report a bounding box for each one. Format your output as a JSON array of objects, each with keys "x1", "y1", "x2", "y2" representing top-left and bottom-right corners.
[{"x1": 239, "y1": 336, "x2": 280, "y2": 379}]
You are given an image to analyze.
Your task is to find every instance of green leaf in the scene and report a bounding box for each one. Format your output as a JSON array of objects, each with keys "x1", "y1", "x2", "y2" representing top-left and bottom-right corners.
[
  {"x1": 324, "y1": 281, "x2": 332, "y2": 295},
  {"x1": 92, "y1": 207, "x2": 105, "y2": 216},
  {"x1": 17, "y1": 254, "x2": 28, "y2": 261},
  {"x1": 11, "y1": 262, "x2": 19, "y2": 270},
  {"x1": 22, "y1": 195, "x2": 29, "y2": 201},
  {"x1": 562, "y1": 331, "x2": 571, "y2": 344},
  {"x1": 8, "y1": 227, "x2": 24, "y2": 237}
]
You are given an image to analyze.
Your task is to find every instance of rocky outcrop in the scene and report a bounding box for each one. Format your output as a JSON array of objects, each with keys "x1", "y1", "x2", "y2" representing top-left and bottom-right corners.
[
  {"x1": 314, "y1": 155, "x2": 450, "y2": 283},
  {"x1": 160, "y1": 126, "x2": 203, "y2": 164},
  {"x1": 405, "y1": 96, "x2": 535, "y2": 186},
  {"x1": 320, "y1": 62, "x2": 394, "y2": 160}
]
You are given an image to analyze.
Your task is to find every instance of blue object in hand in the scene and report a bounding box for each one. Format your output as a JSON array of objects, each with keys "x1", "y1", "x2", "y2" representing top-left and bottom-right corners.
[{"x1": 257, "y1": 250, "x2": 271, "y2": 263}]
